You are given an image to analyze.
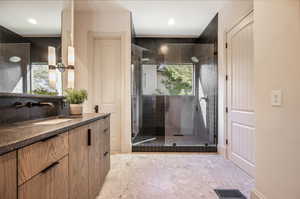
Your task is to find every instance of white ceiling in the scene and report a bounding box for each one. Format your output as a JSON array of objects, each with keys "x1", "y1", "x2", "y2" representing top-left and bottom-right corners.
[
  {"x1": 0, "y1": 1, "x2": 64, "y2": 37},
  {"x1": 0, "y1": 0, "x2": 224, "y2": 38},
  {"x1": 117, "y1": 1, "x2": 225, "y2": 38}
]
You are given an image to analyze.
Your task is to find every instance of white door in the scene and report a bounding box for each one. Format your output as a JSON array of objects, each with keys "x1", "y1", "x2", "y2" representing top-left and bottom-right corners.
[
  {"x1": 92, "y1": 38, "x2": 122, "y2": 153},
  {"x1": 227, "y1": 12, "x2": 255, "y2": 176}
]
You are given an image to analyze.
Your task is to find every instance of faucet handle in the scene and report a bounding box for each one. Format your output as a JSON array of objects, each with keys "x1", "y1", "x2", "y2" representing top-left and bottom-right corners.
[{"x1": 94, "y1": 105, "x2": 99, "y2": 113}]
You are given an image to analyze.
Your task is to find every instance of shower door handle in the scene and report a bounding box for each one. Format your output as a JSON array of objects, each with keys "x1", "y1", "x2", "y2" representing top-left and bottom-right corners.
[
  {"x1": 195, "y1": 105, "x2": 199, "y2": 112},
  {"x1": 200, "y1": 97, "x2": 208, "y2": 102}
]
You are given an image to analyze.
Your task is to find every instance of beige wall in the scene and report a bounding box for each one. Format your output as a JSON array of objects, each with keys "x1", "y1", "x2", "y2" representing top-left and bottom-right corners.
[
  {"x1": 74, "y1": 6, "x2": 132, "y2": 153},
  {"x1": 218, "y1": 0, "x2": 253, "y2": 154},
  {"x1": 252, "y1": 0, "x2": 300, "y2": 198}
]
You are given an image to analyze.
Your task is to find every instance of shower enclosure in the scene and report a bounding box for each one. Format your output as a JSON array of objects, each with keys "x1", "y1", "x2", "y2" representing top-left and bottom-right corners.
[{"x1": 131, "y1": 43, "x2": 218, "y2": 152}]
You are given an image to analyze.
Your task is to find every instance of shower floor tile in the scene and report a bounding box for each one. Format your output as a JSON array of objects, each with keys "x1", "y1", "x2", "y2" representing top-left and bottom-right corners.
[{"x1": 97, "y1": 153, "x2": 254, "y2": 199}]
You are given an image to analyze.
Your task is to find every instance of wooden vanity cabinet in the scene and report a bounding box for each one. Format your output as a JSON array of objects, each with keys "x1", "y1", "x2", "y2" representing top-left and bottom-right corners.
[
  {"x1": 0, "y1": 115, "x2": 110, "y2": 199},
  {"x1": 102, "y1": 116, "x2": 111, "y2": 177},
  {"x1": 89, "y1": 120, "x2": 104, "y2": 199},
  {"x1": 18, "y1": 133, "x2": 69, "y2": 199},
  {"x1": 18, "y1": 133, "x2": 68, "y2": 185},
  {"x1": 18, "y1": 156, "x2": 69, "y2": 199},
  {"x1": 69, "y1": 117, "x2": 110, "y2": 199},
  {"x1": 69, "y1": 124, "x2": 90, "y2": 199},
  {"x1": 0, "y1": 151, "x2": 17, "y2": 199}
]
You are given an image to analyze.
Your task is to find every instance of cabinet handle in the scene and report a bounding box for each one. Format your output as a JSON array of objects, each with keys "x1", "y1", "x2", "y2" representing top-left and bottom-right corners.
[
  {"x1": 103, "y1": 128, "x2": 108, "y2": 133},
  {"x1": 87, "y1": 129, "x2": 92, "y2": 146},
  {"x1": 41, "y1": 161, "x2": 59, "y2": 174},
  {"x1": 104, "y1": 151, "x2": 109, "y2": 156}
]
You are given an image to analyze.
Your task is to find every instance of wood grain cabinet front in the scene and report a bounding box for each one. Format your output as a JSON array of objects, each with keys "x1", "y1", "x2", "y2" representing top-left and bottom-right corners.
[
  {"x1": 18, "y1": 133, "x2": 68, "y2": 185},
  {"x1": 69, "y1": 124, "x2": 90, "y2": 199},
  {"x1": 69, "y1": 118, "x2": 111, "y2": 199},
  {"x1": 89, "y1": 120, "x2": 103, "y2": 199},
  {"x1": 103, "y1": 116, "x2": 111, "y2": 177},
  {"x1": 18, "y1": 156, "x2": 69, "y2": 199},
  {"x1": 0, "y1": 151, "x2": 17, "y2": 199},
  {"x1": 0, "y1": 116, "x2": 110, "y2": 199}
]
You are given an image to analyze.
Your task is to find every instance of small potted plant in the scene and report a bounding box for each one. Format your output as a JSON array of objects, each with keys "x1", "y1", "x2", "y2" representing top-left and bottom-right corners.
[{"x1": 65, "y1": 89, "x2": 88, "y2": 115}]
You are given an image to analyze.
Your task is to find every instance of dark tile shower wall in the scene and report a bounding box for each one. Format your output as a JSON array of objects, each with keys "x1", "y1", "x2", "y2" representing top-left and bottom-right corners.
[
  {"x1": 134, "y1": 38, "x2": 198, "y2": 64},
  {"x1": 141, "y1": 96, "x2": 165, "y2": 137},
  {"x1": 194, "y1": 44, "x2": 218, "y2": 144},
  {"x1": 0, "y1": 94, "x2": 68, "y2": 124}
]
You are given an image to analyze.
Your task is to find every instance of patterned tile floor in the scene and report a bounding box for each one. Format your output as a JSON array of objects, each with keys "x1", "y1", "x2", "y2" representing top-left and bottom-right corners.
[{"x1": 97, "y1": 153, "x2": 254, "y2": 199}]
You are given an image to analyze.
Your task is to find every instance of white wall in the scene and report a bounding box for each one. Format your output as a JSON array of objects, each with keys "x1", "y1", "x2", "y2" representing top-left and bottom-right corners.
[
  {"x1": 252, "y1": 1, "x2": 300, "y2": 198},
  {"x1": 218, "y1": 0, "x2": 253, "y2": 155},
  {"x1": 74, "y1": 5, "x2": 132, "y2": 153}
]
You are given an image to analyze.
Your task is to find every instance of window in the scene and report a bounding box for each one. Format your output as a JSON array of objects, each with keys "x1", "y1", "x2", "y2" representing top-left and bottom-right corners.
[
  {"x1": 31, "y1": 63, "x2": 62, "y2": 95},
  {"x1": 142, "y1": 64, "x2": 194, "y2": 96}
]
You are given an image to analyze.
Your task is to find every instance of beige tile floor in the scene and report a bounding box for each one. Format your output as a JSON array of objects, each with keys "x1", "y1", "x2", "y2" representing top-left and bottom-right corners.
[{"x1": 97, "y1": 153, "x2": 254, "y2": 199}]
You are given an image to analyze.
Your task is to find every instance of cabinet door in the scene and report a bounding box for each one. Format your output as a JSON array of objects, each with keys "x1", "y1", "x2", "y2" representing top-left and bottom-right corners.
[
  {"x1": 18, "y1": 156, "x2": 68, "y2": 199},
  {"x1": 103, "y1": 117, "x2": 111, "y2": 176},
  {"x1": 88, "y1": 121, "x2": 103, "y2": 199},
  {"x1": 0, "y1": 151, "x2": 17, "y2": 199},
  {"x1": 69, "y1": 125, "x2": 89, "y2": 199}
]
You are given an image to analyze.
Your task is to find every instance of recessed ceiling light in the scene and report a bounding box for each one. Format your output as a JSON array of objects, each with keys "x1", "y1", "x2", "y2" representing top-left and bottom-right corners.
[
  {"x1": 168, "y1": 18, "x2": 175, "y2": 26},
  {"x1": 9, "y1": 56, "x2": 21, "y2": 63},
  {"x1": 27, "y1": 18, "x2": 37, "y2": 25}
]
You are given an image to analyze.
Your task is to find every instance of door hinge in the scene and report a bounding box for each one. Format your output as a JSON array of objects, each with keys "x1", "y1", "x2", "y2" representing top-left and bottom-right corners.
[
  {"x1": 225, "y1": 107, "x2": 228, "y2": 113},
  {"x1": 225, "y1": 75, "x2": 228, "y2": 81},
  {"x1": 225, "y1": 43, "x2": 228, "y2": 49},
  {"x1": 226, "y1": 139, "x2": 229, "y2": 145}
]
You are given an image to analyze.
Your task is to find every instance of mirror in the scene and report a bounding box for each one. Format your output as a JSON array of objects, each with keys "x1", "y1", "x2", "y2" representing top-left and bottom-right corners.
[{"x1": 0, "y1": 0, "x2": 73, "y2": 96}]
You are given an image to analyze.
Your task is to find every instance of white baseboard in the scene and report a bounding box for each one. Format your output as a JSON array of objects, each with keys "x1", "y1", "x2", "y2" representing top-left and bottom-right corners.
[
  {"x1": 217, "y1": 145, "x2": 227, "y2": 157},
  {"x1": 251, "y1": 188, "x2": 267, "y2": 199}
]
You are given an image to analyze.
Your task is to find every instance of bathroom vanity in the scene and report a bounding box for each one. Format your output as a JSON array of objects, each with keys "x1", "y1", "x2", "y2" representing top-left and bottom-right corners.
[{"x1": 0, "y1": 113, "x2": 110, "y2": 199}]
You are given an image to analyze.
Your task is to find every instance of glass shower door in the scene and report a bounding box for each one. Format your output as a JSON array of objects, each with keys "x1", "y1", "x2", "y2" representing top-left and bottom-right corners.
[{"x1": 131, "y1": 43, "x2": 218, "y2": 150}]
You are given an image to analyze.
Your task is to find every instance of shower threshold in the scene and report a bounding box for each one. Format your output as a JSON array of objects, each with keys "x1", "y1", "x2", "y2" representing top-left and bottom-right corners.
[
  {"x1": 132, "y1": 137, "x2": 157, "y2": 146},
  {"x1": 132, "y1": 145, "x2": 217, "y2": 153}
]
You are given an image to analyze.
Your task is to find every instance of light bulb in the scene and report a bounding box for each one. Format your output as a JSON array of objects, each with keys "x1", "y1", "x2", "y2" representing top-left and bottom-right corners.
[
  {"x1": 48, "y1": 46, "x2": 56, "y2": 66},
  {"x1": 68, "y1": 46, "x2": 75, "y2": 66}
]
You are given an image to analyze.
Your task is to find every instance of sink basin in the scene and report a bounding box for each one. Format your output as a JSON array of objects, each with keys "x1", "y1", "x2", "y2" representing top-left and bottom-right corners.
[{"x1": 33, "y1": 118, "x2": 72, "y2": 125}]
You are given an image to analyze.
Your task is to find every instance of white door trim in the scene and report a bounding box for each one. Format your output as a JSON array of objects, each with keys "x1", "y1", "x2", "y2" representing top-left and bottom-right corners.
[{"x1": 87, "y1": 31, "x2": 132, "y2": 153}]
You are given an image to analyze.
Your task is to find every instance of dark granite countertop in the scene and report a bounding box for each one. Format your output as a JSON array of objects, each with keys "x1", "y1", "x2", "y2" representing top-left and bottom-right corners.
[
  {"x1": 0, "y1": 92, "x2": 65, "y2": 99},
  {"x1": 0, "y1": 113, "x2": 110, "y2": 156}
]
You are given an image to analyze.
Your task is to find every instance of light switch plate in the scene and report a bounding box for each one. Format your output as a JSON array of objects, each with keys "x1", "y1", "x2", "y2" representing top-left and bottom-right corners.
[{"x1": 271, "y1": 90, "x2": 282, "y2": 106}]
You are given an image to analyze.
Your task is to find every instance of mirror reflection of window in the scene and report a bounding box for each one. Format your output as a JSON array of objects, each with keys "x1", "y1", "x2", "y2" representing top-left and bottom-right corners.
[{"x1": 31, "y1": 64, "x2": 62, "y2": 96}]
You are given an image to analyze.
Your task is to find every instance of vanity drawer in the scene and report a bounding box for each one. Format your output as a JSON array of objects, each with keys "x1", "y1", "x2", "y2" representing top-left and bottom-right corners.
[
  {"x1": 18, "y1": 133, "x2": 68, "y2": 185},
  {"x1": 18, "y1": 156, "x2": 68, "y2": 199}
]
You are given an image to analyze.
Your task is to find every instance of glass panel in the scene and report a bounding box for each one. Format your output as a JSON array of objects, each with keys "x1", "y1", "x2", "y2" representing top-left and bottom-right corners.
[
  {"x1": 132, "y1": 43, "x2": 218, "y2": 149},
  {"x1": 142, "y1": 64, "x2": 194, "y2": 96}
]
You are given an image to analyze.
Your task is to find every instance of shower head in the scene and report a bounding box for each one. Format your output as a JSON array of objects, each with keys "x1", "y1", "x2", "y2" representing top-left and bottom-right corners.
[{"x1": 191, "y1": 56, "x2": 199, "y2": 63}]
